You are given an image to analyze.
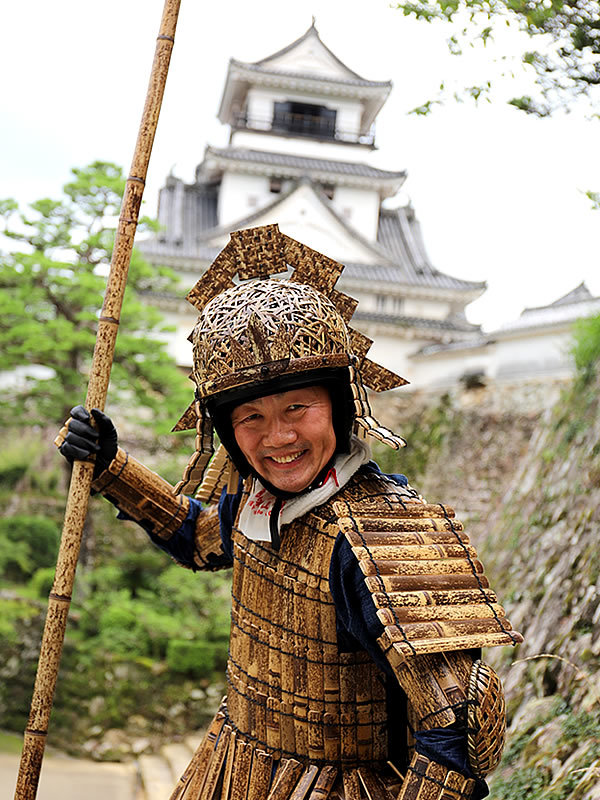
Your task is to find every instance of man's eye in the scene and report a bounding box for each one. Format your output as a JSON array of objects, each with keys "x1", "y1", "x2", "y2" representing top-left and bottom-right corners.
[
  {"x1": 288, "y1": 404, "x2": 305, "y2": 412},
  {"x1": 234, "y1": 413, "x2": 260, "y2": 426}
]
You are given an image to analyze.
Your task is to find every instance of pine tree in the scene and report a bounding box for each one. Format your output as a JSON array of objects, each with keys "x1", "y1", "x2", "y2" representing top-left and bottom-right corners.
[{"x1": 0, "y1": 161, "x2": 190, "y2": 430}]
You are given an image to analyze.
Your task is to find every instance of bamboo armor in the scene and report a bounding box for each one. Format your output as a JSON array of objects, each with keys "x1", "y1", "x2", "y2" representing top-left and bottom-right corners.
[
  {"x1": 333, "y1": 497, "x2": 522, "y2": 660},
  {"x1": 398, "y1": 753, "x2": 475, "y2": 800},
  {"x1": 170, "y1": 468, "x2": 521, "y2": 799},
  {"x1": 91, "y1": 448, "x2": 226, "y2": 568}
]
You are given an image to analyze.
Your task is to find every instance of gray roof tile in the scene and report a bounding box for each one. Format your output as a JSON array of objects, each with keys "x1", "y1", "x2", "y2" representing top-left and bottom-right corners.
[
  {"x1": 354, "y1": 310, "x2": 480, "y2": 333},
  {"x1": 377, "y1": 207, "x2": 486, "y2": 293},
  {"x1": 231, "y1": 58, "x2": 392, "y2": 90},
  {"x1": 204, "y1": 146, "x2": 405, "y2": 181}
]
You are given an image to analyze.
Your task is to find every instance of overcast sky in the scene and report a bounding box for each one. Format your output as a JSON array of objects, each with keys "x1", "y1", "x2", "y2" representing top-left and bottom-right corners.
[{"x1": 3, "y1": 0, "x2": 599, "y2": 331}]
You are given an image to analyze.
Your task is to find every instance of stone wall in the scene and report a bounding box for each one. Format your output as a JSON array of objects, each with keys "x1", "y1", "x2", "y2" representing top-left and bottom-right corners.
[{"x1": 378, "y1": 373, "x2": 600, "y2": 799}]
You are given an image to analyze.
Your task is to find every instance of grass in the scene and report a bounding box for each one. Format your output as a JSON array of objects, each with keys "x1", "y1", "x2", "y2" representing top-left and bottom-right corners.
[{"x1": 0, "y1": 730, "x2": 24, "y2": 755}]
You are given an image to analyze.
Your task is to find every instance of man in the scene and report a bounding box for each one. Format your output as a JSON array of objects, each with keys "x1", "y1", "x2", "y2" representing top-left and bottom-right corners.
[{"x1": 59, "y1": 225, "x2": 521, "y2": 800}]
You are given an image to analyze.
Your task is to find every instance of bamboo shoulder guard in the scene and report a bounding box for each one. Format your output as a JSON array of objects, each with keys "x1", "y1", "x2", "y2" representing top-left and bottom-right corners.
[
  {"x1": 333, "y1": 498, "x2": 523, "y2": 662},
  {"x1": 92, "y1": 447, "x2": 190, "y2": 539}
]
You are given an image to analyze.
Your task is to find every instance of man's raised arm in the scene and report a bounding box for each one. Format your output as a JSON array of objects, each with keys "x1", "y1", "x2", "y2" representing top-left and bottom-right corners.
[{"x1": 56, "y1": 406, "x2": 228, "y2": 570}]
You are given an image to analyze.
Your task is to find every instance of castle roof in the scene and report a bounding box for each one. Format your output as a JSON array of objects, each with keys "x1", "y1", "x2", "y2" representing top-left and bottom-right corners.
[
  {"x1": 141, "y1": 177, "x2": 485, "y2": 299},
  {"x1": 200, "y1": 146, "x2": 406, "y2": 195},
  {"x1": 376, "y1": 207, "x2": 485, "y2": 293},
  {"x1": 252, "y1": 21, "x2": 389, "y2": 87},
  {"x1": 498, "y1": 282, "x2": 600, "y2": 334},
  {"x1": 218, "y1": 23, "x2": 391, "y2": 134}
]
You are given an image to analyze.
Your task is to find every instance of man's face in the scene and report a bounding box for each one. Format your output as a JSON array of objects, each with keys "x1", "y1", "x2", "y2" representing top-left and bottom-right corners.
[{"x1": 231, "y1": 385, "x2": 336, "y2": 493}]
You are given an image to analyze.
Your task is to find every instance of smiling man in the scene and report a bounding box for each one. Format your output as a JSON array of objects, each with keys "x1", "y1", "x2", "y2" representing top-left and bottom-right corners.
[
  {"x1": 59, "y1": 226, "x2": 521, "y2": 800},
  {"x1": 230, "y1": 386, "x2": 336, "y2": 493}
]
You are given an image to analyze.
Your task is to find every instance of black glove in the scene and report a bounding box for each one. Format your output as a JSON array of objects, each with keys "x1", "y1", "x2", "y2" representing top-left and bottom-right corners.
[{"x1": 59, "y1": 406, "x2": 118, "y2": 477}]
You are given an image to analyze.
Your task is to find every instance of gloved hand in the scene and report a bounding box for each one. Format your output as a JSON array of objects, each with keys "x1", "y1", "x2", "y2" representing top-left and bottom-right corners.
[{"x1": 59, "y1": 406, "x2": 118, "y2": 477}]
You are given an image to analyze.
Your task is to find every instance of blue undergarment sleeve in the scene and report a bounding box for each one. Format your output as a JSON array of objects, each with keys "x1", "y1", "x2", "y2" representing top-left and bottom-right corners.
[{"x1": 217, "y1": 481, "x2": 244, "y2": 560}]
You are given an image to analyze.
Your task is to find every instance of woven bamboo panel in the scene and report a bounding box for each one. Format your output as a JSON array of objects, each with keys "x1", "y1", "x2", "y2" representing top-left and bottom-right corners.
[
  {"x1": 333, "y1": 499, "x2": 523, "y2": 662},
  {"x1": 284, "y1": 233, "x2": 344, "y2": 294},
  {"x1": 467, "y1": 660, "x2": 506, "y2": 778},
  {"x1": 360, "y1": 357, "x2": 409, "y2": 391},
  {"x1": 347, "y1": 328, "x2": 373, "y2": 360},
  {"x1": 231, "y1": 225, "x2": 288, "y2": 280},
  {"x1": 172, "y1": 401, "x2": 198, "y2": 432},
  {"x1": 329, "y1": 290, "x2": 358, "y2": 323},
  {"x1": 186, "y1": 241, "x2": 237, "y2": 312}
]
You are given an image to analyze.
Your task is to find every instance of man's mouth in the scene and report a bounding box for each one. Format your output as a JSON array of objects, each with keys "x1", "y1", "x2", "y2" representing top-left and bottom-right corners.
[{"x1": 267, "y1": 450, "x2": 305, "y2": 465}]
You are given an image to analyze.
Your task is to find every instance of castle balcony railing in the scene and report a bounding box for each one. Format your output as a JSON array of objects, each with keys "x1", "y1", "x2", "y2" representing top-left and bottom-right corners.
[{"x1": 231, "y1": 112, "x2": 376, "y2": 147}]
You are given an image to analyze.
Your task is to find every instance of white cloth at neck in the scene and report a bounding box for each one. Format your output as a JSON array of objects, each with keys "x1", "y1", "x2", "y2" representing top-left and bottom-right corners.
[{"x1": 238, "y1": 435, "x2": 372, "y2": 543}]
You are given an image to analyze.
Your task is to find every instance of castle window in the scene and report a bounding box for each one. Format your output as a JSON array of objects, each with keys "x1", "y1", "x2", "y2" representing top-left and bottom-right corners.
[
  {"x1": 269, "y1": 177, "x2": 283, "y2": 194},
  {"x1": 321, "y1": 184, "x2": 335, "y2": 200},
  {"x1": 272, "y1": 101, "x2": 337, "y2": 139}
]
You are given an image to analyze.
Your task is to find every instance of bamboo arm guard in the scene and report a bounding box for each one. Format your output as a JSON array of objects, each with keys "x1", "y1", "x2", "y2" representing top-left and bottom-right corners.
[
  {"x1": 399, "y1": 753, "x2": 475, "y2": 800},
  {"x1": 392, "y1": 650, "x2": 473, "y2": 731},
  {"x1": 395, "y1": 651, "x2": 477, "y2": 800},
  {"x1": 392, "y1": 651, "x2": 506, "y2": 797},
  {"x1": 92, "y1": 447, "x2": 190, "y2": 539}
]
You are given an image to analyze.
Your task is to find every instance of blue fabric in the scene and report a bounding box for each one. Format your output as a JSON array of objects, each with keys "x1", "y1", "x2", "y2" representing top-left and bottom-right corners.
[
  {"x1": 139, "y1": 499, "x2": 205, "y2": 567},
  {"x1": 328, "y1": 533, "x2": 390, "y2": 674},
  {"x1": 217, "y1": 482, "x2": 243, "y2": 561}
]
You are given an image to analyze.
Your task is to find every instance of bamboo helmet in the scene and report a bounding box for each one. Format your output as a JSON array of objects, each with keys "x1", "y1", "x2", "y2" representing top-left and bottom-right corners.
[{"x1": 173, "y1": 224, "x2": 408, "y2": 494}]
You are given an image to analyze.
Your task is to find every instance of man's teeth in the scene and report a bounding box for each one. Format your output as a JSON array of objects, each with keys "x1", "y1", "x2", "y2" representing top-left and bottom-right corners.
[{"x1": 270, "y1": 452, "x2": 302, "y2": 464}]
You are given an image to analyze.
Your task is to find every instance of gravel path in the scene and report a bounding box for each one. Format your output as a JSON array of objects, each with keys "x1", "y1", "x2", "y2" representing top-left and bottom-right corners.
[{"x1": 0, "y1": 753, "x2": 137, "y2": 800}]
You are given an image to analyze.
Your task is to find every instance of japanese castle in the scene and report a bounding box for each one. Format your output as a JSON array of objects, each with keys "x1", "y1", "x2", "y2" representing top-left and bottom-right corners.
[{"x1": 138, "y1": 22, "x2": 486, "y2": 387}]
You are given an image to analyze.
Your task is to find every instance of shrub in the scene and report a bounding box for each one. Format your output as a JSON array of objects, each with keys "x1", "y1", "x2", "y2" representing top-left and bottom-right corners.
[
  {"x1": 29, "y1": 567, "x2": 56, "y2": 598},
  {"x1": 167, "y1": 639, "x2": 216, "y2": 678},
  {"x1": 572, "y1": 313, "x2": 600, "y2": 376},
  {"x1": 0, "y1": 516, "x2": 59, "y2": 580},
  {"x1": 0, "y1": 438, "x2": 38, "y2": 490}
]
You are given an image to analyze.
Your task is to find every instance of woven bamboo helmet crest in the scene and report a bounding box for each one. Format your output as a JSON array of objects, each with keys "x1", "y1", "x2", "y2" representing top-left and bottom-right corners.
[{"x1": 172, "y1": 224, "x2": 408, "y2": 494}]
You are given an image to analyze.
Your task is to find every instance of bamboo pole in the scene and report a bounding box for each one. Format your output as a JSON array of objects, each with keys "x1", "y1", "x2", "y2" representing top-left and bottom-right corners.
[{"x1": 14, "y1": 2, "x2": 182, "y2": 797}]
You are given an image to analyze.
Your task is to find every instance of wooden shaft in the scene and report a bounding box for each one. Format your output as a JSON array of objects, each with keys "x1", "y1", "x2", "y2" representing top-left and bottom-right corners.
[{"x1": 14, "y1": 3, "x2": 181, "y2": 798}]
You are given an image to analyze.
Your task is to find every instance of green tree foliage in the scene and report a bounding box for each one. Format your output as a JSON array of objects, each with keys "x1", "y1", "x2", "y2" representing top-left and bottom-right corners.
[
  {"x1": 0, "y1": 515, "x2": 59, "y2": 580},
  {"x1": 395, "y1": 1, "x2": 600, "y2": 116},
  {"x1": 0, "y1": 434, "x2": 231, "y2": 749},
  {"x1": 571, "y1": 312, "x2": 600, "y2": 378},
  {"x1": 0, "y1": 161, "x2": 189, "y2": 428}
]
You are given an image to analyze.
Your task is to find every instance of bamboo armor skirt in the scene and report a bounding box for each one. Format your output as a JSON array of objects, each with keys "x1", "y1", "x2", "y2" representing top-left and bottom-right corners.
[{"x1": 169, "y1": 471, "x2": 416, "y2": 800}]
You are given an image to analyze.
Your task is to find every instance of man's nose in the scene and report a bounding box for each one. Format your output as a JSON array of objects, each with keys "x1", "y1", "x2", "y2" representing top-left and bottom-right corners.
[{"x1": 263, "y1": 418, "x2": 297, "y2": 447}]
